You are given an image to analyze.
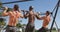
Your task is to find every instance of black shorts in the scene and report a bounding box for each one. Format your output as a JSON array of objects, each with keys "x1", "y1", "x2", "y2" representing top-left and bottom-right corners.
[
  {"x1": 38, "y1": 27, "x2": 48, "y2": 32},
  {"x1": 25, "y1": 23, "x2": 35, "y2": 32},
  {"x1": 5, "y1": 25, "x2": 16, "y2": 32}
]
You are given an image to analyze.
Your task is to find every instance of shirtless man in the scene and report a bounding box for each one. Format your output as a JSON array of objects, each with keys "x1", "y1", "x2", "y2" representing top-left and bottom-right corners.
[
  {"x1": 36, "y1": 11, "x2": 51, "y2": 32},
  {"x1": 24, "y1": 6, "x2": 36, "y2": 32},
  {"x1": 2, "y1": 4, "x2": 23, "y2": 32}
]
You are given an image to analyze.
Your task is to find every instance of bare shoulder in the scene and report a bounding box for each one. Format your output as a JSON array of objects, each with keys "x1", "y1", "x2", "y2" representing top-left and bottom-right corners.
[
  {"x1": 8, "y1": 11, "x2": 12, "y2": 14},
  {"x1": 17, "y1": 11, "x2": 22, "y2": 15}
]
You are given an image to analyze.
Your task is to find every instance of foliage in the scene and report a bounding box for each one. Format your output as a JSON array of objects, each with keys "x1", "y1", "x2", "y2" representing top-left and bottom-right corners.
[
  {"x1": 16, "y1": 23, "x2": 22, "y2": 28},
  {"x1": 52, "y1": 27, "x2": 56, "y2": 30},
  {"x1": 0, "y1": 12, "x2": 2, "y2": 16},
  {"x1": 0, "y1": 18, "x2": 6, "y2": 26},
  {"x1": 0, "y1": 2, "x2": 2, "y2": 8},
  {"x1": 16, "y1": 20, "x2": 26, "y2": 28}
]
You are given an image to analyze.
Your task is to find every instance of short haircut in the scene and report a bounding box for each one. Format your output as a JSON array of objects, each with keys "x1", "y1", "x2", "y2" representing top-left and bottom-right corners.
[
  {"x1": 29, "y1": 6, "x2": 33, "y2": 10},
  {"x1": 14, "y1": 4, "x2": 19, "y2": 10},
  {"x1": 46, "y1": 11, "x2": 50, "y2": 15}
]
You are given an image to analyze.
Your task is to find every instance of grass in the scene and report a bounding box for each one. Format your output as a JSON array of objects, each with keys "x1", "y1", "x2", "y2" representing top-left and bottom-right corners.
[
  {"x1": 52, "y1": 30, "x2": 57, "y2": 32},
  {"x1": 35, "y1": 30, "x2": 57, "y2": 32}
]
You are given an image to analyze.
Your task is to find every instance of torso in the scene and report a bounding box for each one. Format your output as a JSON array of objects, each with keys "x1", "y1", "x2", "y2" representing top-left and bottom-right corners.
[
  {"x1": 8, "y1": 11, "x2": 20, "y2": 26},
  {"x1": 42, "y1": 15, "x2": 50, "y2": 28},
  {"x1": 28, "y1": 11, "x2": 35, "y2": 23}
]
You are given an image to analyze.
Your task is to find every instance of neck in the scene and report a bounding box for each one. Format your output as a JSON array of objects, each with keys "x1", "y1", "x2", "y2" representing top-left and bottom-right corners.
[
  {"x1": 46, "y1": 15, "x2": 49, "y2": 17},
  {"x1": 30, "y1": 10, "x2": 33, "y2": 11},
  {"x1": 13, "y1": 9, "x2": 18, "y2": 11}
]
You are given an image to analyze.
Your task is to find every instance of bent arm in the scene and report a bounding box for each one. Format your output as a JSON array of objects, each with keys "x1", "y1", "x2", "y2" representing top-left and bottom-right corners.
[
  {"x1": 20, "y1": 13, "x2": 24, "y2": 18},
  {"x1": 2, "y1": 9, "x2": 9, "y2": 16},
  {"x1": 17, "y1": 10, "x2": 24, "y2": 18},
  {"x1": 35, "y1": 14, "x2": 44, "y2": 20},
  {"x1": 24, "y1": 12, "x2": 29, "y2": 19}
]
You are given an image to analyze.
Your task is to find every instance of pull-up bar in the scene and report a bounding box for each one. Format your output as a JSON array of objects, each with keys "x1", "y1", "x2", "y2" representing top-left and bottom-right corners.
[{"x1": 1, "y1": 0, "x2": 33, "y2": 5}]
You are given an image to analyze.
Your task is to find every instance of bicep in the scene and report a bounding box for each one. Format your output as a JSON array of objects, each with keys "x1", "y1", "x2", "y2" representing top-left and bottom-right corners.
[
  {"x1": 24, "y1": 13, "x2": 29, "y2": 17},
  {"x1": 2, "y1": 12, "x2": 9, "y2": 16},
  {"x1": 35, "y1": 14, "x2": 43, "y2": 20},
  {"x1": 20, "y1": 14, "x2": 23, "y2": 18},
  {"x1": 39, "y1": 17, "x2": 44, "y2": 20},
  {"x1": 37, "y1": 16, "x2": 44, "y2": 20},
  {"x1": 18, "y1": 13, "x2": 23, "y2": 18},
  {"x1": 26, "y1": 13, "x2": 29, "y2": 17},
  {"x1": 36, "y1": 15, "x2": 40, "y2": 19}
]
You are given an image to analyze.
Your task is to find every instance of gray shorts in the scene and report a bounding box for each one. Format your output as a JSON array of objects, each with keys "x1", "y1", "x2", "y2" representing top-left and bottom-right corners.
[
  {"x1": 25, "y1": 23, "x2": 35, "y2": 32},
  {"x1": 5, "y1": 25, "x2": 16, "y2": 32},
  {"x1": 38, "y1": 27, "x2": 48, "y2": 32}
]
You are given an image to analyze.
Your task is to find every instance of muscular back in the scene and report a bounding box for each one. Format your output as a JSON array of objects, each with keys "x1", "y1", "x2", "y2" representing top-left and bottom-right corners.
[{"x1": 8, "y1": 11, "x2": 19, "y2": 26}]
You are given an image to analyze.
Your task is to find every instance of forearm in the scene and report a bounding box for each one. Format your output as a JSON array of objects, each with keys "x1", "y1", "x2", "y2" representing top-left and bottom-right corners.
[
  {"x1": 36, "y1": 15, "x2": 40, "y2": 19},
  {"x1": 36, "y1": 14, "x2": 43, "y2": 20},
  {"x1": 24, "y1": 13, "x2": 29, "y2": 19},
  {"x1": 3, "y1": 9, "x2": 7, "y2": 13},
  {"x1": 2, "y1": 10, "x2": 8, "y2": 16},
  {"x1": 21, "y1": 15, "x2": 24, "y2": 18},
  {"x1": 19, "y1": 13, "x2": 24, "y2": 18},
  {"x1": 2, "y1": 7, "x2": 8, "y2": 16},
  {"x1": 24, "y1": 15, "x2": 27, "y2": 19}
]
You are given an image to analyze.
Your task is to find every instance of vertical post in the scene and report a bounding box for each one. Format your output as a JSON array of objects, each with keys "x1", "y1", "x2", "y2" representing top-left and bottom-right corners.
[
  {"x1": 50, "y1": 0, "x2": 60, "y2": 32},
  {"x1": 55, "y1": 21, "x2": 59, "y2": 32}
]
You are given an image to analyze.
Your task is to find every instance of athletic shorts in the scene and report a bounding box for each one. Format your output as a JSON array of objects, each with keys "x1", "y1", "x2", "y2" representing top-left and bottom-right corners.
[
  {"x1": 38, "y1": 27, "x2": 48, "y2": 32},
  {"x1": 5, "y1": 25, "x2": 16, "y2": 32},
  {"x1": 25, "y1": 23, "x2": 35, "y2": 32}
]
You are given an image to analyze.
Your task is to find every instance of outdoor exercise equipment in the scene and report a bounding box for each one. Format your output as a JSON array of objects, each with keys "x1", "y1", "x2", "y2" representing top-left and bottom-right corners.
[
  {"x1": 0, "y1": 0, "x2": 60, "y2": 32},
  {"x1": 50, "y1": 0, "x2": 60, "y2": 32}
]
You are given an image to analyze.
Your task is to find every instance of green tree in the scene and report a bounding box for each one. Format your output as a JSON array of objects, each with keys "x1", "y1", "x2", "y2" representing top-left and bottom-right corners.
[
  {"x1": 0, "y1": 18, "x2": 6, "y2": 32},
  {"x1": 0, "y1": 12, "x2": 2, "y2": 16},
  {"x1": 16, "y1": 23, "x2": 22, "y2": 28},
  {"x1": 0, "y1": 18, "x2": 6, "y2": 26},
  {"x1": 16, "y1": 20, "x2": 22, "y2": 28},
  {"x1": 16, "y1": 20, "x2": 27, "y2": 32},
  {"x1": 0, "y1": 1, "x2": 12, "y2": 12},
  {"x1": 0, "y1": 2, "x2": 2, "y2": 8},
  {"x1": 52, "y1": 27, "x2": 56, "y2": 30}
]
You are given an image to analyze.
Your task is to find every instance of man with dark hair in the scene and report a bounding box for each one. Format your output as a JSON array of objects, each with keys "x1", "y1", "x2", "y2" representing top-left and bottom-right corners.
[
  {"x1": 2, "y1": 4, "x2": 23, "y2": 32},
  {"x1": 36, "y1": 11, "x2": 51, "y2": 32},
  {"x1": 24, "y1": 6, "x2": 36, "y2": 32}
]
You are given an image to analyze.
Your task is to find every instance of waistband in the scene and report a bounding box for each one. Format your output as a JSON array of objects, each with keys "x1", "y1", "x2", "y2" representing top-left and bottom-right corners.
[{"x1": 7, "y1": 25, "x2": 16, "y2": 27}]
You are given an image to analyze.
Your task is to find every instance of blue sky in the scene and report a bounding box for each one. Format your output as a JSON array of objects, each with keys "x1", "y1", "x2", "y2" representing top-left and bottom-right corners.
[{"x1": 1, "y1": 0, "x2": 60, "y2": 30}]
